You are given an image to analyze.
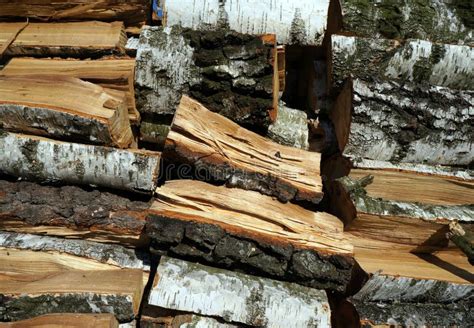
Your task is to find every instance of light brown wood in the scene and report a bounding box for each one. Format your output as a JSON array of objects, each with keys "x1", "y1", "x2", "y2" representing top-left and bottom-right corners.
[
  {"x1": 0, "y1": 75, "x2": 133, "y2": 148},
  {"x1": 0, "y1": 313, "x2": 119, "y2": 328},
  {"x1": 2, "y1": 57, "x2": 139, "y2": 123},
  {"x1": 0, "y1": 21, "x2": 28, "y2": 57},
  {"x1": 152, "y1": 180, "x2": 351, "y2": 255},
  {"x1": 0, "y1": 21, "x2": 126, "y2": 57},
  {"x1": 165, "y1": 96, "x2": 323, "y2": 203}
]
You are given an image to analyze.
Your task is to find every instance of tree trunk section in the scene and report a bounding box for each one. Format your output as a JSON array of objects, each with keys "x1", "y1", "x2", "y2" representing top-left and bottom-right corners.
[
  {"x1": 134, "y1": 26, "x2": 277, "y2": 130},
  {"x1": 148, "y1": 256, "x2": 331, "y2": 327},
  {"x1": 0, "y1": 313, "x2": 119, "y2": 328},
  {"x1": 0, "y1": 132, "x2": 161, "y2": 193},
  {"x1": 162, "y1": 0, "x2": 330, "y2": 46},
  {"x1": 164, "y1": 96, "x2": 323, "y2": 203}
]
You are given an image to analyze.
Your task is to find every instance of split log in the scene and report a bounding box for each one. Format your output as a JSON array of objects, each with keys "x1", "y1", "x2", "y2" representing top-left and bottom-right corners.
[
  {"x1": 267, "y1": 102, "x2": 309, "y2": 150},
  {"x1": 1, "y1": 58, "x2": 139, "y2": 123},
  {"x1": 0, "y1": 313, "x2": 119, "y2": 328},
  {"x1": 0, "y1": 76, "x2": 133, "y2": 148},
  {"x1": 329, "y1": 0, "x2": 474, "y2": 45},
  {"x1": 447, "y1": 222, "x2": 474, "y2": 265},
  {"x1": 134, "y1": 26, "x2": 277, "y2": 129},
  {"x1": 164, "y1": 96, "x2": 323, "y2": 203},
  {"x1": 330, "y1": 78, "x2": 473, "y2": 166},
  {"x1": 0, "y1": 22, "x2": 127, "y2": 57},
  {"x1": 0, "y1": 248, "x2": 144, "y2": 323},
  {"x1": 0, "y1": 0, "x2": 148, "y2": 28},
  {"x1": 0, "y1": 132, "x2": 161, "y2": 193},
  {"x1": 330, "y1": 165, "x2": 474, "y2": 252},
  {"x1": 148, "y1": 256, "x2": 331, "y2": 327},
  {"x1": 0, "y1": 179, "x2": 151, "y2": 247},
  {"x1": 330, "y1": 34, "x2": 474, "y2": 90},
  {"x1": 161, "y1": 0, "x2": 330, "y2": 46},
  {"x1": 349, "y1": 246, "x2": 474, "y2": 327},
  {"x1": 147, "y1": 180, "x2": 353, "y2": 292}
]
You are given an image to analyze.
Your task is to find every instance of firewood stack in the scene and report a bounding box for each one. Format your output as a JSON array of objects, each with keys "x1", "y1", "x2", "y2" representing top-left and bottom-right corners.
[{"x1": 0, "y1": 1, "x2": 472, "y2": 327}]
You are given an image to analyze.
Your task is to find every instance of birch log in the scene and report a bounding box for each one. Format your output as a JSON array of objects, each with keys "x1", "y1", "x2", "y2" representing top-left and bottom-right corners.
[
  {"x1": 141, "y1": 310, "x2": 240, "y2": 328},
  {"x1": 147, "y1": 180, "x2": 354, "y2": 292},
  {"x1": 148, "y1": 257, "x2": 331, "y2": 327},
  {"x1": 0, "y1": 248, "x2": 144, "y2": 323},
  {"x1": 330, "y1": 34, "x2": 474, "y2": 90},
  {"x1": 0, "y1": 179, "x2": 151, "y2": 246},
  {"x1": 0, "y1": 132, "x2": 161, "y2": 193},
  {"x1": 331, "y1": 0, "x2": 474, "y2": 45},
  {"x1": 331, "y1": 79, "x2": 473, "y2": 166},
  {"x1": 0, "y1": 76, "x2": 134, "y2": 148},
  {"x1": 0, "y1": 313, "x2": 119, "y2": 328},
  {"x1": 162, "y1": 0, "x2": 330, "y2": 46},
  {"x1": 135, "y1": 26, "x2": 276, "y2": 129},
  {"x1": 164, "y1": 96, "x2": 323, "y2": 203}
]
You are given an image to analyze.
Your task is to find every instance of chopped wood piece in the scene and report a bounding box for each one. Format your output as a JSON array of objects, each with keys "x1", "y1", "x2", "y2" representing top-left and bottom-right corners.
[
  {"x1": 0, "y1": 0, "x2": 148, "y2": 28},
  {"x1": 330, "y1": 78, "x2": 473, "y2": 166},
  {"x1": 0, "y1": 248, "x2": 144, "y2": 323},
  {"x1": 0, "y1": 179, "x2": 151, "y2": 247},
  {"x1": 0, "y1": 22, "x2": 127, "y2": 57},
  {"x1": 0, "y1": 75, "x2": 133, "y2": 148},
  {"x1": 139, "y1": 121, "x2": 170, "y2": 149},
  {"x1": 348, "y1": 246, "x2": 474, "y2": 327},
  {"x1": 147, "y1": 180, "x2": 353, "y2": 292},
  {"x1": 148, "y1": 257, "x2": 331, "y2": 327},
  {"x1": 164, "y1": 96, "x2": 323, "y2": 203},
  {"x1": 447, "y1": 222, "x2": 474, "y2": 265},
  {"x1": 330, "y1": 0, "x2": 473, "y2": 45},
  {"x1": 0, "y1": 132, "x2": 161, "y2": 193},
  {"x1": 329, "y1": 34, "x2": 474, "y2": 90},
  {"x1": 2, "y1": 57, "x2": 139, "y2": 123},
  {"x1": 161, "y1": 0, "x2": 330, "y2": 46},
  {"x1": 0, "y1": 313, "x2": 119, "y2": 328},
  {"x1": 134, "y1": 26, "x2": 277, "y2": 129},
  {"x1": 267, "y1": 102, "x2": 309, "y2": 150}
]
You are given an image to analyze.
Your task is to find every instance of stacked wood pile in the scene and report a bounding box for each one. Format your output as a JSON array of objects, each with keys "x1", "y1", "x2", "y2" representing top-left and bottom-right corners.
[{"x1": 0, "y1": 1, "x2": 473, "y2": 327}]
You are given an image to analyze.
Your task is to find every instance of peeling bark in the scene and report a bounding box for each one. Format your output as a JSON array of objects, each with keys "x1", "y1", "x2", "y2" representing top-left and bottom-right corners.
[
  {"x1": 135, "y1": 26, "x2": 275, "y2": 129},
  {"x1": 330, "y1": 34, "x2": 474, "y2": 90},
  {"x1": 0, "y1": 132, "x2": 161, "y2": 193},
  {"x1": 148, "y1": 257, "x2": 331, "y2": 327},
  {"x1": 162, "y1": 0, "x2": 330, "y2": 46}
]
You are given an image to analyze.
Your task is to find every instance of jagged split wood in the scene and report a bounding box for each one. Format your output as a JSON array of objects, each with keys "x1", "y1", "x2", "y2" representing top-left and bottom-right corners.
[
  {"x1": 148, "y1": 256, "x2": 331, "y2": 327},
  {"x1": 0, "y1": 313, "x2": 119, "y2": 328},
  {"x1": 348, "y1": 246, "x2": 474, "y2": 327},
  {"x1": 135, "y1": 26, "x2": 278, "y2": 129},
  {"x1": 0, "y1": 248, "x2": 144, "y2": 323},
  {"x1": 329, "y1": 0, "x2": 473, "y2": 45},
  {"x1": 0, "y1": 0, "x2": 148, "y2": 28},
  {"x1": 147, "y1": 180, "x2": 353, "y2": 292},
  {"x1": 0, "y1": 21, "x2": 127, "y2": 57},
  {"x1": 164, "y1": 96, "x2": 323, "y2": 203},
  {"x1": 0, "y1": 179, "x2": 152, "y2": 246},
  {"x1": 0, "y1": 76, "x2": 133, "y2": 147},
  {"x1": 330, "y1": 164, "x2": 474, "y2": 252},
  {"x1": 329, "y1": 34, "x2": 474, "y2": 90},
  {"x1": 447, "y1": 222, "x2": 474, "y2": 265},
  {"x1": 1, "y1": 58, "x2": 140, "y2": 123},
  {"x1": 161, "y1": 0, "x2": 330, "y2": 46},
  {"x1": 0, "y1": 132, "x2": 161, "y2": 193},
  {"x1": 330, "y1": 78, "x2": 473, "y2": 166}
]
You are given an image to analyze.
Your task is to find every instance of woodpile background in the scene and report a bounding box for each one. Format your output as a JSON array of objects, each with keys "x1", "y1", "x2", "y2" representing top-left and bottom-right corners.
[{"x1": 0, "y1": 1, "x2": 472, "y2": 327}]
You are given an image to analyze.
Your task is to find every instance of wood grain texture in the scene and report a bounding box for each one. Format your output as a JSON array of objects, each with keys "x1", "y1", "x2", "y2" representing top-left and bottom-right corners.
[
  {"x1": 0, "y1": 75, "x2": 133, "y2": 148},
  {"x1": 147, "y1": 180, "x2": 353, "y2": 292},
  {"x1": 0, "y1": 21, "x2": 126, "y2": 57},
  {"x1": 0, "y1": 313, "x2": 119, "y2": 328},
  {"x1": 164, "y1": 96, "x2": 323, "y2": 203},
  {"x1": 0, "y1": 132, "x2": 161, "y2": 193},
  {"x1": 148, "y1": 256, "x2": 331, "y2": 327},
  {"x1": 1, "y1": 58, "x2": 139, "y2": 123}
]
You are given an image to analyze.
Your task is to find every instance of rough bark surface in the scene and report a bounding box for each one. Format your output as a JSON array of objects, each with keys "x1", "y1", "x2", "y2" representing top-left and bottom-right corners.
[
  {"x1": 0, "y1": 132, "x2": 161, "y2": 193},
  {"x1": 351, "y1": 273, "x2": 474, "y2": 327},
  {"x1": 0, "y1": 179, "x2": 151, "y2": 245},
  {"x1": 330, "y1": 34, "x2": 474, "y2": 90},
  {"x1": 148, "y1": 257, "x2": 331, "y2": 327},
  {"x1": 339, "y1": 79, "x2": 473, "y2": 166},
  {"x1": 134, "y1": 26, "x2": 274, "y2": 129},
  {"x1": 267, "y1": 102, "x2": 309, "y2": 150},
  {"x1": 335, "y1": 0, "x2": 473, "y2": 45},
  {"x1": 162, "y1": 0, "x2": 330, "y2": 46},
  {"x1": 0, "y1": 313, "x2": 119, "y2": 328}
]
